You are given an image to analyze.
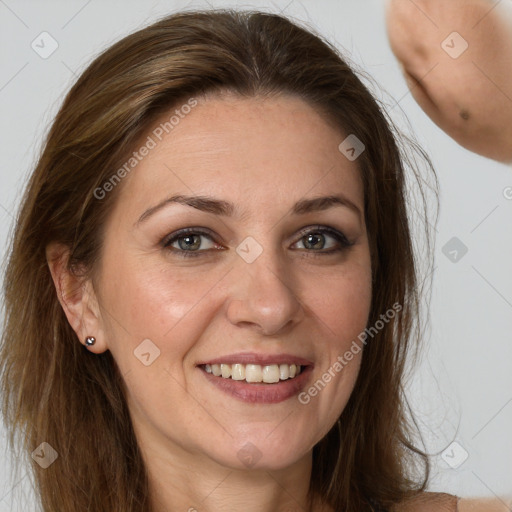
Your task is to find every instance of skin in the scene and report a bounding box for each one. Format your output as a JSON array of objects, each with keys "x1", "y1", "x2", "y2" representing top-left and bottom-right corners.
[
  {"x1": 47, "y1": 92, "x2": 373, "y2": 512},
  {"x1": 392, "y1": 494, "x2": 512, "y2": 512},
  {"x1": 385, "y1": 0, "x2": 512, "y2": 163}
]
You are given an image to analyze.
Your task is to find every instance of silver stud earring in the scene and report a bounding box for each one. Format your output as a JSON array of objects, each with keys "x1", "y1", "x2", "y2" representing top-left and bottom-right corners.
[{"x1": 85, "y1": 336, "x2": 96, "y2": 347}]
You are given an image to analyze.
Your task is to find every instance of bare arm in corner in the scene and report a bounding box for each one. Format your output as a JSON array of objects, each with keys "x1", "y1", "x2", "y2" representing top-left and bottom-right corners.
[
  {"x1": 385, "y1": 0, "x2": 512, "y2": 163},
  {"x1": 390, "y1": 491, "x2": 512, "y2": 511}
]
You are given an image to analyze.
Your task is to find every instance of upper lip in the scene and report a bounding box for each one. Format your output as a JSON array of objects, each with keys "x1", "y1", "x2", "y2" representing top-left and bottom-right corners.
[{"x1": 197, "y1": 352, "x2": 314, "y2": 367}]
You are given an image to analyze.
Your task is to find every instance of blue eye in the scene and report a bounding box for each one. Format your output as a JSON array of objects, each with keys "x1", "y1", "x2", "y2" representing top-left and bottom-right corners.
[{"x1": 162, "y1": 226, "x2": 354, "y2": 258}]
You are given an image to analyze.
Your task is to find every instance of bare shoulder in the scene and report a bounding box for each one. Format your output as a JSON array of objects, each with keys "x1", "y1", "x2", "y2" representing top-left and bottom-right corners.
[
  {"x1": 457, "y1": 497, "x2": 512, "y2": 512},
  {"x1": 390, "y1": 492, "x2": 458, "y2": 512},
  {"x1": 390, "y1": 492, "x2": 512, "y2": 512}
]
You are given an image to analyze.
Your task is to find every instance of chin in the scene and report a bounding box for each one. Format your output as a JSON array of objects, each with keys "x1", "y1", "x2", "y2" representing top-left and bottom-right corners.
[{"x1": 208, "y1": 436, "x2": 312, "y2": 472}]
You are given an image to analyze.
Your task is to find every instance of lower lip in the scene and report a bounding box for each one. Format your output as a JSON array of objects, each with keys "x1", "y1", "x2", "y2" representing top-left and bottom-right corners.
[{"x1": 199, "y1": 366, "x2": 313, "y2": 404}]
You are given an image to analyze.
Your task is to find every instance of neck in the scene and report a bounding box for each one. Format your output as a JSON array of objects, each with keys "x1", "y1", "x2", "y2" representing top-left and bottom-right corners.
[{"x1": 142, "y1": 440, "x2": 322, "y2": 512}]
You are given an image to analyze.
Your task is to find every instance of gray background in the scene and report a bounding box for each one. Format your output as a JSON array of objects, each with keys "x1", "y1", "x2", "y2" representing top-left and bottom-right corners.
[{"x1": 1, "y1": 0, "x2": 511, "y2": 510}]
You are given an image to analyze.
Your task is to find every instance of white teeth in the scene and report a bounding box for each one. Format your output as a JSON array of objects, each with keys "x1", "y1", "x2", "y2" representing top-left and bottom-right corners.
[
  {"x1": 262, "y1": 364, "x2": 280, "y2": 383},
  {"x1": 245, "y1": 364, "x2": 262, "y2": 383},
  {"x1": 203, "y1": 363, "x2": 303, "y2": 383},
  {"x1": 221, "y1": 364, "x2": 231, "y2": 378},
  {"x1": 231, "y1": 363, "x2": 245, "y2": 381}
]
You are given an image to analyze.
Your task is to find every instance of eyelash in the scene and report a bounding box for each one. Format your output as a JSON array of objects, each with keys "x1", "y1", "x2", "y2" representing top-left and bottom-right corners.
[{"x1": 161, "y1": 225, "x2": 354, "y2": 259}]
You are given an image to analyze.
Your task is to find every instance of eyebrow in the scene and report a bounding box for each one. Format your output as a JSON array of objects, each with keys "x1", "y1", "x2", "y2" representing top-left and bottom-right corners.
[{"x1": 135, "y1": 193, "x2": 362, "y2": 226}]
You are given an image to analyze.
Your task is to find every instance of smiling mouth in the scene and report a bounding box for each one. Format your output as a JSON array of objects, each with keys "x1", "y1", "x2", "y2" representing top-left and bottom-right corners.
[{"x1": 201, "y1": 363, "x2": 303, "y2": 384}]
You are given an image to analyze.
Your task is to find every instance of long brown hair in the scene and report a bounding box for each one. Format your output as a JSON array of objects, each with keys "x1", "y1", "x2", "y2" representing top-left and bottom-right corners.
[{"x1": 0, "y1": 9, "x2": 438, "y2": 511}]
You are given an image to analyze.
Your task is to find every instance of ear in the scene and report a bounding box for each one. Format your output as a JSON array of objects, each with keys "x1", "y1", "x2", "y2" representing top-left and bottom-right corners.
[{"x1": 46, "y1": 242, "x2": 108, "y2": 354}]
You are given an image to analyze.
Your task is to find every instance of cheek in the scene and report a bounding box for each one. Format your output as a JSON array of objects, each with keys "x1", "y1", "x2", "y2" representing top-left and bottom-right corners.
[
  {"x1": 99, "y1": 254, "x2": 227, "y2": 365},
  {"x1": 300, "y1": 257, "x2": 371, "y2": 424},
  {"x1": 306, "y1": 260, "x2": 372, "y2": 349},
  {"x1": 98, "y1": 261, "x2": 221, "y2": 423}
]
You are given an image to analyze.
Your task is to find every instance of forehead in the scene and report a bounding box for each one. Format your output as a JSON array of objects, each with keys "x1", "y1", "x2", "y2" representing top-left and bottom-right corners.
[{"x1": 111, "y1": 93, "x2": 364, "y2": 220}]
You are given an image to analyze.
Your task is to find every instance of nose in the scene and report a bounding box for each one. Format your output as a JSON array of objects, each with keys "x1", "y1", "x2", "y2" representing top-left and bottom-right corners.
[{"x1": 226, "y1": 249, "x2": 305, "y2": 336}]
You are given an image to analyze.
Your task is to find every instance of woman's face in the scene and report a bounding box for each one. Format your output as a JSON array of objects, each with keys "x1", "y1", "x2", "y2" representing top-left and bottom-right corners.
[{"x1": 92, "y1": 93, "x2": 372, "y2": 471}]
